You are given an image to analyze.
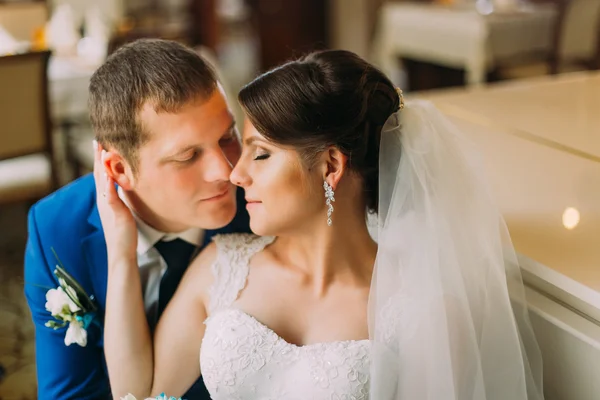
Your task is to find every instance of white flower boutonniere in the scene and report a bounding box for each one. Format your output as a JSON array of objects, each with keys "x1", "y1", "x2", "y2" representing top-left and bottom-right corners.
[{"x1": 43, "y1": 248, "x2": 99, "y2": 347}]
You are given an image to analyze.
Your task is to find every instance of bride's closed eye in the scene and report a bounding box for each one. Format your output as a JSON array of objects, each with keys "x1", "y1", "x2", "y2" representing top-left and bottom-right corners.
[{"x1": 253, "y1": 150, "x2": 270, "y2": 161}]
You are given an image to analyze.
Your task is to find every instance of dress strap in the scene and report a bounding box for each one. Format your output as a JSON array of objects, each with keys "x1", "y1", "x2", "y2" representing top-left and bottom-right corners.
[{"x1": 208, "y1": 233, "x2": 275, "y2": 314}]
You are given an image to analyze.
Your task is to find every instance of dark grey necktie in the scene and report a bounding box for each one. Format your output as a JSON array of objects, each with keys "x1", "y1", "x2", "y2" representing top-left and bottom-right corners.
[{"x1": 154, "y1": 238, "x2": 197, "y2": 320}]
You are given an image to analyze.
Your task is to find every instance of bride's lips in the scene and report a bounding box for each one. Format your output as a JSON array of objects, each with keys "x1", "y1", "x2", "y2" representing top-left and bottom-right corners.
[{"x1": 245, "y1": 198, "x2": 262, "y2": 209}]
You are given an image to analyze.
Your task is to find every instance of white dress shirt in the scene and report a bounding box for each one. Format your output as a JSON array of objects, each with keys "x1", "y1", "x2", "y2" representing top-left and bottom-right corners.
[{"x1": 118, "y1": 188, "x2": 204, "y2": 321}]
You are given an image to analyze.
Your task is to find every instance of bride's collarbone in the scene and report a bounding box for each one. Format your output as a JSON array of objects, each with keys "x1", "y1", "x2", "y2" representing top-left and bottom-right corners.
[
  {"x1": 230, "y1": 294, "x2": 369, "y2": 347},
  {"x1": 227, "y1": 255, "x2": 370, "y2": 346}
]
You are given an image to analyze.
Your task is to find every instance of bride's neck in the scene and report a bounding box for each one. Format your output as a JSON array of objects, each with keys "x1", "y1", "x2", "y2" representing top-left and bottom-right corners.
[{"x1": 271, "y1": 210, "x2": 377, "y2": 296}]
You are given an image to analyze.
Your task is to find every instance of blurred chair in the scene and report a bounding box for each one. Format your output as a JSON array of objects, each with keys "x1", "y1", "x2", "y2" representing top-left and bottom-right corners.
[
  {"x1": 0, "y1": 50, "x2": 56, "y2": 205},
  {"x1": 0, "y1": 1, "x2": 48, "y2": 42},
  {"x1": 501, "y1": 0, "x2": 600, "y2": 79},
  {"x1": 65, "y1": 123, "x2": 94, "y2": 177},
  {"x1": 551, "y1": 0, "x2": 600, "y2": 71}
]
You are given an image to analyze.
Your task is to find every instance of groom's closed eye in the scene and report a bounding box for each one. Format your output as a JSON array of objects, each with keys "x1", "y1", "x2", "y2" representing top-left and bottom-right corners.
[
  {"x1": 164, "y1": 124, "x2": 238, "y2": 164},
  {"x1": 176, "y1": 150, "x2": 201, "y2": 164},
  {"x1": 160, "y1": 147, "x2": 203, "y2": 165}
]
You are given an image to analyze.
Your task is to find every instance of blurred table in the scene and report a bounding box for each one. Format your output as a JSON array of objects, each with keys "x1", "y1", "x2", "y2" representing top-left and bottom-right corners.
[
  {"x1": 443, "y1": 111, "x2": 600, "y2": 400},
  {"x1": 417, "y1": 71, "x2": 600, "y2": 160},
  {"x1": 414, "y1": 72, "x2": 600, "y2": 319},
  {"x1": 452, "y1": 114, "x2": 600, "y2": 312},
  {"x1": 416, "y1": 80, "x2": 600, "y2": 398},
  {"x1": 374, "y1": 2, "x2": 557, "y2": 86}
]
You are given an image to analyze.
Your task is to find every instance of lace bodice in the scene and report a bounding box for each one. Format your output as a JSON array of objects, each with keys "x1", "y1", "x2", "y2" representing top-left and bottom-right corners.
[{"x1": 200, "y1": 234, "x2": 371, "y2": 399}]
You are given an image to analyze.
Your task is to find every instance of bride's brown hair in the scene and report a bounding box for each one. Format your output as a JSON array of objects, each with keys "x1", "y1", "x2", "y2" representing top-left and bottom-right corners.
[{"x1": 238, "y1": 50, "x2": 400, "y2": 213}]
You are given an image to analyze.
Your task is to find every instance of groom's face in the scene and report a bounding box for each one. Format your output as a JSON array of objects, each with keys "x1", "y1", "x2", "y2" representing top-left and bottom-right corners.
[{"x1": 126, "y1": 88, "x2": 240, "y2": 232}]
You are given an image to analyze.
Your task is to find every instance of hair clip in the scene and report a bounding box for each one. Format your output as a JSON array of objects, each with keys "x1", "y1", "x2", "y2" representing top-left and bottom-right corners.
[{"x1": 396, "y1": 87, "x2": 405, "y2": 110}]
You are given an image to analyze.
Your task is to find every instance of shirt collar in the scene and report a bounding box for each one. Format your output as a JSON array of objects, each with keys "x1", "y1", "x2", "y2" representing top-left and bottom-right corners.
[{"x1": 117, "y1": 187, "x2": 204, "y2": 255}]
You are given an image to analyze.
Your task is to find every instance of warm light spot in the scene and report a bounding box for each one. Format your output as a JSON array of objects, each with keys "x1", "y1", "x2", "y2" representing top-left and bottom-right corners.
[{"x1": 562, "y1": 207, "x2": 580, "y2": 230}]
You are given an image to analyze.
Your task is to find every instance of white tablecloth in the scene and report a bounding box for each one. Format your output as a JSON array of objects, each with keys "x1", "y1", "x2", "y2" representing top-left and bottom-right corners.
[{"x1": 373, "y1": 3, "x2": 557, "y2": 86}]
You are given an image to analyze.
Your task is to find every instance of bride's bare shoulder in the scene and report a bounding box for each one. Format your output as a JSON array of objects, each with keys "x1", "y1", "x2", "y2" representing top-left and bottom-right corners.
[{"x1": 183, "y1": 241, "x2": 218, "y2": 305}]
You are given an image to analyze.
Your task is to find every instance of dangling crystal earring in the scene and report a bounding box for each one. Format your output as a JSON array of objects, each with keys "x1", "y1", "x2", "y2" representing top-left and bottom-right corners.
[{"x1": 323, "y1": 181, "x2": 335, "y2": 226}]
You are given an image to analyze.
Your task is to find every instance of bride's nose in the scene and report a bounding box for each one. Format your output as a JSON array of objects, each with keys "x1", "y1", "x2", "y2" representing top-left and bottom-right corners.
[{"x1": 230, "y1": 161, "x2": 250, "y2": 188}]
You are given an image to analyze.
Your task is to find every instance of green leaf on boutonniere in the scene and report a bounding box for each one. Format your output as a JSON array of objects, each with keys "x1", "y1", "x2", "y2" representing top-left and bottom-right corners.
[
  {"x1": 45, "y1": 320, "x2": 68, "y2": 329},
  {"x1": 51, "y1": 248, "x2": 98, "y2": 312}
]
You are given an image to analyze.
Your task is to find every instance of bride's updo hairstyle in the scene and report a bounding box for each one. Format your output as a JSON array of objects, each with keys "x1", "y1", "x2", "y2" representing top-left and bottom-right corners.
[{"x1": 238, "y1": 50, "x2": 400, "y2": 213}]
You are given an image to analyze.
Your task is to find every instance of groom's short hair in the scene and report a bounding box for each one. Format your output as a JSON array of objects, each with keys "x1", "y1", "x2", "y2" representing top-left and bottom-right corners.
[{"x1": 89, "y1": 39, "x2": 218, "y2": 173}]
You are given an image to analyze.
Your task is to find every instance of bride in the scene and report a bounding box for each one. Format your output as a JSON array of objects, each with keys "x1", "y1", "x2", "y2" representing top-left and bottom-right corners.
[{"x1": 94, "y1": 49, "x2": 544, "y2": 399}]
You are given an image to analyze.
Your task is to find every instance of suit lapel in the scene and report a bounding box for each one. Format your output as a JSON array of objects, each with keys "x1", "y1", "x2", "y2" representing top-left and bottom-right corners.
[{"x1": 81, "y1": 205, "x2": 108, "y2": 311}]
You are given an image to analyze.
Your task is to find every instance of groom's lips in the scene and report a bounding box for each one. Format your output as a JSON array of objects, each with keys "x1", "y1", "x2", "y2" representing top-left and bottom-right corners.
[{"x1": 202, "y1": 187, "x2": 230, "y2": 201}]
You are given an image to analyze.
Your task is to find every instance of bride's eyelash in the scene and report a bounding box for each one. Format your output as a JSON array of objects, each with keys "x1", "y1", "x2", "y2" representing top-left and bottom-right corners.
[{"x1": 254, "y1": 153, "x2": 270, "y2": 161}]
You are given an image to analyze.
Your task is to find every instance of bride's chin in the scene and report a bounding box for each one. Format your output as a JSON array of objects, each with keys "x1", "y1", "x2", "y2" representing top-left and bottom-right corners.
[
  {"x1": 248, "y1": 218, "x2": 276, "y2": 237},
  {"x1": 249, "y1": 222, "x2": 267, "y2": 236}
]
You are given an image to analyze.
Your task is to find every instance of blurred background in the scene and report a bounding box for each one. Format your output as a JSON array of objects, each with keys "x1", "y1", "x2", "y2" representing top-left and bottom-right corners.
[{"x1": 0, "y1": 0, "x2": 599, "y2": 398}]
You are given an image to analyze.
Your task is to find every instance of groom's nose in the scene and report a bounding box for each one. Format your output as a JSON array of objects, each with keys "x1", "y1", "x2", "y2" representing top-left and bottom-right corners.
[{"x1": 203, "y1": 148, "x2": 234, "y2": 182}]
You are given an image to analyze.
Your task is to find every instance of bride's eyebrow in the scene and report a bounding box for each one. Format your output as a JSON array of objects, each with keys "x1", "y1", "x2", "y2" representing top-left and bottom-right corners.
[{"x1": 244, "y1": 136, "x2": 268, "y2": 146}]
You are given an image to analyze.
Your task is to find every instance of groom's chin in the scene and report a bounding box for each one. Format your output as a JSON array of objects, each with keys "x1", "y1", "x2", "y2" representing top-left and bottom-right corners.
[{"x1": 193, "y1": 192, "x2": 238, "y2": 230}]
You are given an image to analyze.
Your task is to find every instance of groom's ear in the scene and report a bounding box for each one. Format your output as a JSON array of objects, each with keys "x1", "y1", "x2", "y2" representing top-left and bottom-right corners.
[
  {"x1": 321, "y1": 147, "x2": 348, "y2": 190},
  {"x1": 102, "y1": 151, "x2": 135, "y2": 190}
]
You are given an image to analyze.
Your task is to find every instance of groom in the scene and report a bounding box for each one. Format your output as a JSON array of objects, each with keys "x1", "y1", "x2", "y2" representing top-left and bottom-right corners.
[{"x1": 24, "y1": 39, "x2": 250, "y2": 399}]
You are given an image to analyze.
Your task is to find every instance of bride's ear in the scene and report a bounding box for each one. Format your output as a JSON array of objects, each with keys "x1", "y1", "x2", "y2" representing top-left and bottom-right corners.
[{"x1": 321, "y1": 147, "x2": 348, "y2": 190}]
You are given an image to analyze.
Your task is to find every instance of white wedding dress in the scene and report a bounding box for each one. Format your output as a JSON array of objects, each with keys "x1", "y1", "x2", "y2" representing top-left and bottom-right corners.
[{"x1": 200, "y1": 233, "x2": 371, "y2": 400}]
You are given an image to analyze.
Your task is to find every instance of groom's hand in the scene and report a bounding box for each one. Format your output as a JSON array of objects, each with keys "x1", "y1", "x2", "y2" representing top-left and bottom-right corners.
[{"x1": 93, "y1": 140, "x2": 138, "y2": 267}]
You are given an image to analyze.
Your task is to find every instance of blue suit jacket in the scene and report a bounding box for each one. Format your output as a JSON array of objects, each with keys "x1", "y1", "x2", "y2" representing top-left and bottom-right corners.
[{"x1": 24, "y1": 174, "x2": 251, "y2": 399}]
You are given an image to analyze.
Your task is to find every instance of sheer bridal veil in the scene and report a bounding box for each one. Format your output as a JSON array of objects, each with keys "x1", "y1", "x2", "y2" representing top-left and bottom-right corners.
[{"x1": 369, "y1": 98, "x2": 544, "y2": 400}]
